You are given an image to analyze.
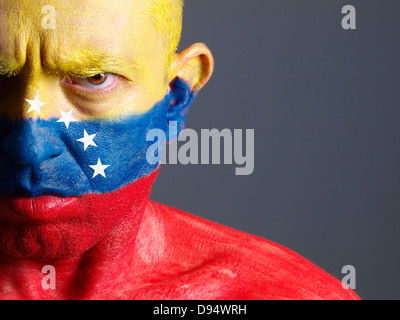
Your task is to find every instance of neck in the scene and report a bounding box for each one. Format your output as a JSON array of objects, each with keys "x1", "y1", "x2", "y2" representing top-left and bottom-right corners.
[{"x1": 0, "y1": 170, "x2": 158, "y2": 300}]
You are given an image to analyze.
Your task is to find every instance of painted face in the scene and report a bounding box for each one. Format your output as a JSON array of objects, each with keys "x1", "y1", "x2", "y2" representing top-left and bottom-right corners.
[{"x1": 0, "y1": 0, "x2": 194, "y2": 259}]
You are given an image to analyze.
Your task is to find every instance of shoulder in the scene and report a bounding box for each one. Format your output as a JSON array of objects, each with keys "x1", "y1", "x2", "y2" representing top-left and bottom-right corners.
[{"x1": 143, "y1": 201, "x2": 360, "y2": 300}]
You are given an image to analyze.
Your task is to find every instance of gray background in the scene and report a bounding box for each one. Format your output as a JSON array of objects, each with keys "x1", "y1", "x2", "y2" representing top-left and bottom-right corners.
[{"x1": 151, "y1": 0, "x2": 400, "y2": 300}]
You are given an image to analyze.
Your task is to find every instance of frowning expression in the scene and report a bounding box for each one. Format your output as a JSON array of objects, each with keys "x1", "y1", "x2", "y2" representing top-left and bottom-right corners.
[
  {"x1": 0, "y1": 0, "x2": 174, "y2": 198},
  {"x1": 0, "y1": 0, "x2": 178, "y2": 259},
  {"x1": 0, "y1": 0, "x2": 170, "y2": 119}
]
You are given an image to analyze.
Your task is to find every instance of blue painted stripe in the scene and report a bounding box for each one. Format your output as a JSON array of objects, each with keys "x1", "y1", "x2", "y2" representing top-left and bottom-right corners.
[{"x1": 0, "y1": 78, "x2": 194, "y2": 197}]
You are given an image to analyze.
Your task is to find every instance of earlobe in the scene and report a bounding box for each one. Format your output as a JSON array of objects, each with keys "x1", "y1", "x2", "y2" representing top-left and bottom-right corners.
[{"x1": 169, "y1": 43, "x2": 214, "y2": 93}]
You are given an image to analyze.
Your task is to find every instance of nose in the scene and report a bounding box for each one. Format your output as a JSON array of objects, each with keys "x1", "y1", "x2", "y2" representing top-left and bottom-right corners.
[{"x1": 2, "y1": 119, "x2": 64, "y2": 167}]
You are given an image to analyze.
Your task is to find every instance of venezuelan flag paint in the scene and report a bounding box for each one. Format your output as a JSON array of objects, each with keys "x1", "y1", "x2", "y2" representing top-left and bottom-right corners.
[{"x1": 0, "y1": 78, "x2": 194, "y2": 197}]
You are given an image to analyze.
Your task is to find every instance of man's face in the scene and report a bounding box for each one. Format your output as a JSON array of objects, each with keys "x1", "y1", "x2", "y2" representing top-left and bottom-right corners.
[
  {"x1": 0, "y1": 0, "x2": 173, "y2": 259},
  {"x1": 0, "y1": 0, "x2": 169, "y2": 119}
]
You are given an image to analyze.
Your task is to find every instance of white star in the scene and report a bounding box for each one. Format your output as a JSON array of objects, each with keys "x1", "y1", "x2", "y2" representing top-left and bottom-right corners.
[
  {"x1": 57, "y1": 110, "x2": 77, "y2": 129},
  {"x1": 77, "y1": 130, "x2": 97, "y2": 151},
  {"x1": 89, "y1": 158, "x2": 110, "y2": 178},
  {"x1": 26, "y1": 94, "x2": 46, "y2": 115}
]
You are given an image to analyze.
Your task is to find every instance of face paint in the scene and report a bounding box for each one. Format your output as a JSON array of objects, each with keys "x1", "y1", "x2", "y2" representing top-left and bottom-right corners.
[
  {"x1": 0, "y1": 78, "x2": 193, "y2": 197},
  {"x1": 0, "y1": 92, "x2": 170, "y2": 197},
  {"x1": 0, "y1": 78, "x2": 194, "y2": 259},
  {"x1": 0, "y1": 169, "x2": 159, "y2": 260}
]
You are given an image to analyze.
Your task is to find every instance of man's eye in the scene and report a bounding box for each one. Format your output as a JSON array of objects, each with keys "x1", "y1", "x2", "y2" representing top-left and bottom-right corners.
[
  {"x1": 66, "y1": 73, "x2": 117, "y2": 90},
  {"x1": 88, "y1": 73, "x2": 108, "y2": 85}
]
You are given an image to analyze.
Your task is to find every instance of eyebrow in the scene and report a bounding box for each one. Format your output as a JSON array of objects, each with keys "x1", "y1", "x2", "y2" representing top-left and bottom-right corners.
[
  {"x1": 0, "y1": 51, "x2": 139, "y2": 78},
  {"x1": 46, "y1": 51, "x2": 140, "y2": 78},
  {"x1": 0, "y1": 58, "x2": 22, "y2": 77}
]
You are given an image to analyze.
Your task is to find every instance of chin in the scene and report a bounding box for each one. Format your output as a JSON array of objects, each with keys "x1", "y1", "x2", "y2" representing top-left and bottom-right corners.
[
  {"x1": 0, "y1": 194, "x2": 114, "y2": 260},
  {"x1": 0, "y1": 215, "x2": 110, "y2": 260},
  {"x1": 0, "y1": 171, "x2": 158, "y2": 261}
]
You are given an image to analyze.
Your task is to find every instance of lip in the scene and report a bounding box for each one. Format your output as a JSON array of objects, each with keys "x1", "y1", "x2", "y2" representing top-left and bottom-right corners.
[{"x1": 0, "y1": 195, "x2": 78, "y2": 222}]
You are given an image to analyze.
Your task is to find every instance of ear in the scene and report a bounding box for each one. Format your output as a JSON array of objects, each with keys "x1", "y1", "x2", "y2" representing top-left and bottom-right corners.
[
  {"x1": 168, "y1": 43, "x2": 214, "y2": 93},
  {"x1": 165, "y1": 43, "x2": 214, "y2": 142}
]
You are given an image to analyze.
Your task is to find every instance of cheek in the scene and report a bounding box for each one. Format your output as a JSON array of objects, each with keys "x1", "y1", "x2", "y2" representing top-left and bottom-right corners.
[
  {"x1": 0, "y1": 90, "x2": 171, "y2": 197},
  {"x1": 59, "y1": 94, "x2": 169, "y2": 193}
]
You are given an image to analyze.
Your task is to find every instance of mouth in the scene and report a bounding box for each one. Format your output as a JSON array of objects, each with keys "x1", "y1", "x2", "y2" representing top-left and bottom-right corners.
[{"x1": 0, "y1": 195, "x2": 78, "y2": 223}]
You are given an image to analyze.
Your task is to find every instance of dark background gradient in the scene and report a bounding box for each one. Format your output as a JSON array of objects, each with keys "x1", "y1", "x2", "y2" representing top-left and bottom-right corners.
[{"x1": 151, "y1": 0, "x2": 400, "y2": 299}]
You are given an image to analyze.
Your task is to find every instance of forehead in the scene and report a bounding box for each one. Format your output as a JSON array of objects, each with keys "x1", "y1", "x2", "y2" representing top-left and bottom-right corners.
[{"x1": 0, "y1": 0, "x2": 159, "y2": 67}]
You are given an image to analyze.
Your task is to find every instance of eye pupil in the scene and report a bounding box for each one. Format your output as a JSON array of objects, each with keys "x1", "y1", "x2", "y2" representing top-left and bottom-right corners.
[{"x1": 88, "y1": 73, "x2": 107, "y2": 85}]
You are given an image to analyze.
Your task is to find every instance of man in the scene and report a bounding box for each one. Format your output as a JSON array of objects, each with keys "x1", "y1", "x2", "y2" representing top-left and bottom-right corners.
[{"x1": 0, "y1": 0, "x2": 359, "y2": 299}]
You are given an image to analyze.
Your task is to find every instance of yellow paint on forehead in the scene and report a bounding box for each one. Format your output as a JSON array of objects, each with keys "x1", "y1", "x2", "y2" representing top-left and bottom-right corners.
[{"x1": 0, "y1": 0, "x2": 170, "y2": 120}]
